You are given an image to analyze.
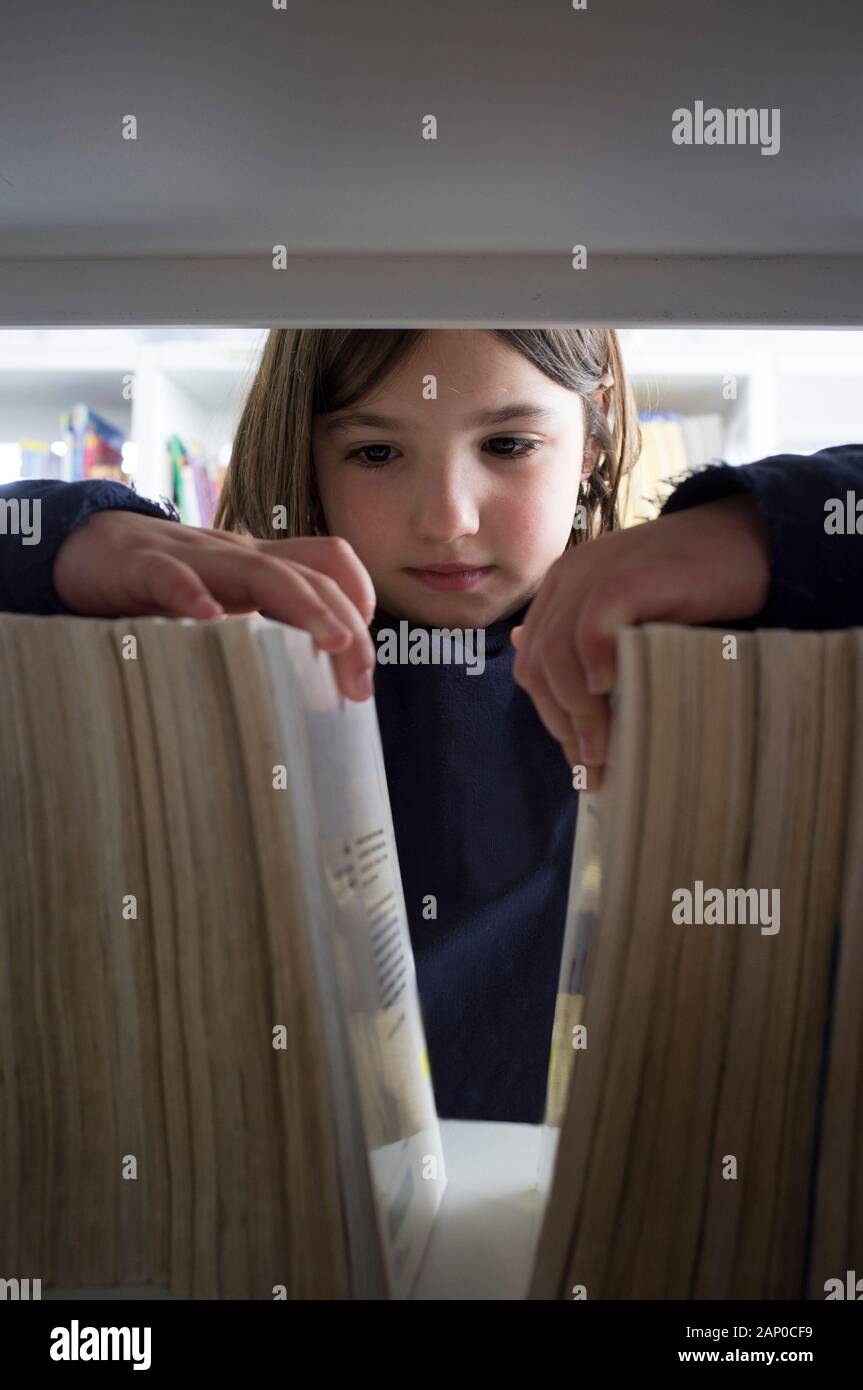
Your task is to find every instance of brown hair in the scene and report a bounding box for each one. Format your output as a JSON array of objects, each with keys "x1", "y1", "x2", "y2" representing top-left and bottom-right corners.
[{"x1": 213, "y1": 329, "x2": 640, "y2": 546}]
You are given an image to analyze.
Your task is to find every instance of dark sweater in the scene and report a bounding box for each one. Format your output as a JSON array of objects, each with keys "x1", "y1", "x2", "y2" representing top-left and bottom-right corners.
[{"x1": 3, "y1": 445, "x2": 863, "y2": 1122}]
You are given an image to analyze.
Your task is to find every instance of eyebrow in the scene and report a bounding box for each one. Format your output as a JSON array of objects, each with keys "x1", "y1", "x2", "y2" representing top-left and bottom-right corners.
[{"x1": 321, "y1": 401, "x2": 559, "y2": 434}]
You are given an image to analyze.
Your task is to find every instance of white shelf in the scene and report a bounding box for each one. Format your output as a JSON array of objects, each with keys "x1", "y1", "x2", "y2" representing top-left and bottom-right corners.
[
  {"x1": 412, "y1": 1120, "x2": 543, "y2": 1299},
  {"x1": 130, "y1": 339, "x2": 263, "y2": 498},
  {"x1": 0, "y1": 330, "x2": 263, "y2": 501}
]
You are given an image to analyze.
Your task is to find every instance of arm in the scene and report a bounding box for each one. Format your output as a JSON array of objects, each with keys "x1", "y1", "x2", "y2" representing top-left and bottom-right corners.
[
  {"x1": 659, "y1": 444, "x2": 863, "y2": 629},
  {"x1": 0, "y1": 478, "x2": 179, "y2": 614},
  {"x1": 0, "y1": 477, "x2": 377, "y2": 702},
  {"x1": 512, "y1": 445, "x2": 863, "y2": 785}
]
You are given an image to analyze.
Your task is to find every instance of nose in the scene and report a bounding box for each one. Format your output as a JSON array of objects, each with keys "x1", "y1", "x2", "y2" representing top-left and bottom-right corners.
[{"x1": 410, "y1": 455, "x2": 481, "y2": 543}]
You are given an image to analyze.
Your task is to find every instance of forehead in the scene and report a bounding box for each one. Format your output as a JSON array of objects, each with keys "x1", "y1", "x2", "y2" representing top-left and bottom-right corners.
[
  {"x1": 316, "y1": 331, "x2": 579, "y2": 433},
  {"x1": 384, "y1": 330, "x2": 548, "y2": 395}
]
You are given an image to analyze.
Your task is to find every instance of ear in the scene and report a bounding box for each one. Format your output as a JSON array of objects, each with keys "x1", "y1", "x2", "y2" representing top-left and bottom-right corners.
[
  {"x1": 582, "y1": 374, "x2": 614, "y2": 482},
  {"x1": 581, "y1": 440, "x2": 600, "y2": 485}
]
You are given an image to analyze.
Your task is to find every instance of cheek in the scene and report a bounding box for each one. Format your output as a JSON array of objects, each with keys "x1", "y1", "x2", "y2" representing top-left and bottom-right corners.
[
  {"x1": 493, "y1": 475, "x2": 579, "y2": 562},
  {"x1": 318, "y1": 473, "x2": 401, "y2": 575}
]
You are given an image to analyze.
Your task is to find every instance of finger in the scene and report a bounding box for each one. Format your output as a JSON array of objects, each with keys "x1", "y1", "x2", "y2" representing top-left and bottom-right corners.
[
  {"x1": 177, "y1": 548, "x2": 374, "y2": 699},
  {"x1": 287, "y1": 563, "x2": 377, "y2": 695},
  {"x1": 287, "y1": 562, "x2": 374, "y2": 651},
  {"x1": 193, "y1": 547, "x2": 376, "y2": 702},
  {"x1": 512, "y1": 560, "x2": 612, "y2": 767},
  {"x1": 123, "y1": 549, "x2": 371, "y2": 704},
  {"x1": 138, "y1": 552, "x2": 225, "y2": 618},
  {"x1": 565, "y1": 742, "x2": 602, "y2": 794},
  {"x1": 577, "y1": 559, "x2": 683, "y2": 694},
  {"x1": 541, "y1": 624, "x2": 611, "y2": 768},
  {"x1": 574, "y1": 701, "x2": 611, "y2": 768},
  {"x1": 517, "y1": 661, "x2": 579, "y2": 752},
  {"x1": 586, "y1": 765, "x2": 604, "y2": 793},
  {"x1": 264, "y1": 536, "x2": 377, "y2": 625},
  {"x1": 248, "y1": 559, "x2": 373, "y2": 702},
  {"x1": 190, "y1": 548, "x2": 357, "y2": 648},
  {"x1": 511, "y1": 573, "x2": 582, "y2": 753}
]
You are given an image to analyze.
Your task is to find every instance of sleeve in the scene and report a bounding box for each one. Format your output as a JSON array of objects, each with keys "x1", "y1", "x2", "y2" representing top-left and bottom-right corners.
[
  {"x1": 659, "y1": 444, "x2": 863, "y2": 630},
  {"x1": 0, "y1": 478, "x2": 181, "y2": 615}
]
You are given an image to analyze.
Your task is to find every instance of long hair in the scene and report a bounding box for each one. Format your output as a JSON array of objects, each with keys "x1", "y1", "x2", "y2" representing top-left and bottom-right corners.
[{"x1": 213, "y1": 329, "x2": 640, "y2": 546}]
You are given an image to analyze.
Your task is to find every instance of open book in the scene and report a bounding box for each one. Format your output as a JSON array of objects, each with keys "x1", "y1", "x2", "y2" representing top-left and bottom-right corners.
[
  {"x1": 4, "y1": 614, "x2": 861, "y2": 1301},
  {"x1": 532, "y1": 623, "x2": 863, "y2": 1300},
  {"x1": 0, "y1": 613, "x2": 445, "y2": 1300}
]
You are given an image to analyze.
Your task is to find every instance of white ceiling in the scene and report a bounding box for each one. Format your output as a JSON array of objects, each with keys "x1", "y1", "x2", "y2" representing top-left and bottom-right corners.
[{"x1": 1, "y1": 0, "x2": 861, "y2": 322}]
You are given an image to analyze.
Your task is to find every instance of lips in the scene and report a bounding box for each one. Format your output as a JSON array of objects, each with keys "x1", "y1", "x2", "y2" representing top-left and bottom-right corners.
[
  {"x1": 410, "y1": 564, "x2": 487, "y2": 574},
  {"x1": 403, "y1": 564, "x2": 493, "y2": 592}
]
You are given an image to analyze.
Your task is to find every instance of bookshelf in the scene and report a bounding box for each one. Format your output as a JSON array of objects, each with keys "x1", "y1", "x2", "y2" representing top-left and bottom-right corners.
[
  {"x1": 0, "y1": 330, "x2": 264, "y2": 514},
  {"x1": 131, "y1": 337, "x2": 264, "y2": 501},
  {"x1": 614, "y1": 329, "x2": 863, "y2": 523}
]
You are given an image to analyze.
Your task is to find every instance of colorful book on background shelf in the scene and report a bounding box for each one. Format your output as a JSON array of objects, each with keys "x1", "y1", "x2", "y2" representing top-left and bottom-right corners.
[
  {"x1": 60, "y1": 403, "x2": 128, "y2": 484},
  {"x1": 18, "y1": 440, "x2": 58, "y2": 481},
  {"x1": 169, "y1": 434, "x2": 225, "y2": 528},
  {"x1": 620, "y1": 411, "x2": 723, "y2": 527}
]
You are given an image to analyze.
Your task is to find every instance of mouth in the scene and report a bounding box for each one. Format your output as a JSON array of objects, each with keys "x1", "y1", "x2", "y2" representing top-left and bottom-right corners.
[{"x1": 403, "y1": 564, "x2": 494, "y2": 592}]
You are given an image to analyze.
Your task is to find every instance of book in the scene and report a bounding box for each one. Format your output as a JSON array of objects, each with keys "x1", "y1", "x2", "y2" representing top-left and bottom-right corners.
[
  {"x1": 169, "y1": 435, "x2": 226, "y2": 528},
  {"x1": 532, "y1": 622, "x2": 863, "y2": 1299},
  {"x1": 18, "y1": 440, "x2": 58, "y2": 481},
  {"x1": 60, "y1": 404, "x2": 127, "y2": 483},
  {"x1": 5, "y1": 612, "x2": 861, "y2": 1301},
  {"x1": 0, "y1": 612, "x2": 445, "y2": 1299},
  {"x1": 619, "y1": 412, "x2": 723, "y2": 527}
]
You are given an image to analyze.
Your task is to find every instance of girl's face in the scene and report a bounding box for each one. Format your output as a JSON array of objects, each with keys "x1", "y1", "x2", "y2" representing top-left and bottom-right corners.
[{"x1": 311, "y1": 330, "x2": 599, "y2": 628}]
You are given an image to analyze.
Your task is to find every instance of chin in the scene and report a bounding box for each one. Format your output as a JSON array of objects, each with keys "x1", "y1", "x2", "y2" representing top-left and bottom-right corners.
[{"x1": 379, "y1": 582, "x2": 520, "y2": 630}]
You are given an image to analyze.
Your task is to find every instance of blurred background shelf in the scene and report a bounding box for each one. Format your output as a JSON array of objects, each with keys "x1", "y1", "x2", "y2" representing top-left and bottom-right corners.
[
  {"x1": 0, "y1": 329, "x2": 264, "y2": 520},
  {"x1": 1, "y1": 327, "x2": 863, "y2": 526}
]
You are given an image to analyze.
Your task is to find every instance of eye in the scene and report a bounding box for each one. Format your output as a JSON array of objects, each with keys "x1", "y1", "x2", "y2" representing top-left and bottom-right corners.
[
  {"x1": 346, "y1": 443, "x2": 398, "y2": 468},
  {"x1": 484, "y1": 435, "x2": 542, "y2": 458}
]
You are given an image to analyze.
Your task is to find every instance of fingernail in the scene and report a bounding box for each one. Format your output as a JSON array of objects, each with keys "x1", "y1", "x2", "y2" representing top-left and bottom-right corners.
[
  {"x1": 586, "y1": 668, "x2": 612, "y2": 695},
  {"x1": 354, "y1": 669, "x2": 374, "y2": 698},
  {"x1": 313, "y1": 619, "x2": 351, "y2": 647},
  {"x1": 193, "y1": 596, "x2": 223, "y2": 618},
  {"x1": 580, "y1": 734, "x2": 600, "y2": 764}
]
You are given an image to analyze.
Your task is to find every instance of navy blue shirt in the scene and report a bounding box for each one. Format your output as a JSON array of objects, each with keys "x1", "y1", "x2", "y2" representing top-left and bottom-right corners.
[
  {"x1": 3, "y1": 445, "x2": 863, "y2": 1122},
  {"x1": 373, "y1": 606, "x2": 576, "y2": 1122}
]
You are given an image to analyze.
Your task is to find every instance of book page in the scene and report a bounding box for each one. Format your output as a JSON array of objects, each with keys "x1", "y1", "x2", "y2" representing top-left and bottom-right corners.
[
  {"x1": 537, "y1": 793, "x2": 601, "y2": 1197},
  {"x1": 258, "y1": 622, "x2": 446, "y2": 1300}
]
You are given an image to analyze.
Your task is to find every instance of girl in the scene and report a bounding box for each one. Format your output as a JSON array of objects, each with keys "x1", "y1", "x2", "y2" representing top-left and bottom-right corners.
[{"x1": 2, "y1": 327, "x2": 861, "y2": 1122}]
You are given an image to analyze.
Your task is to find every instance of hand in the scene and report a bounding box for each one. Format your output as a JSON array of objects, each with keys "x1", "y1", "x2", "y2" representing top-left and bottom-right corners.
[
  {"x1": 510, "y1": 494, "x2": 770, "y2": 790},
  {"x1": 53, "y1": 510, "x2": 378, "y2": 701}
]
